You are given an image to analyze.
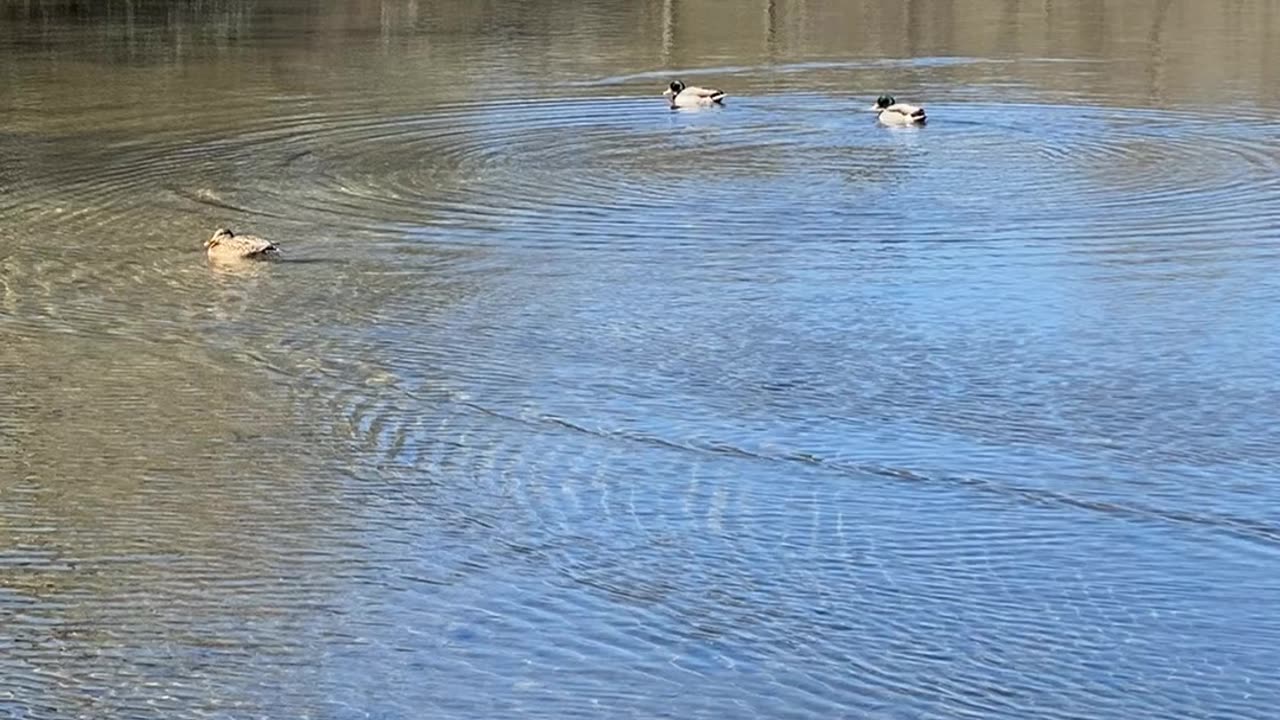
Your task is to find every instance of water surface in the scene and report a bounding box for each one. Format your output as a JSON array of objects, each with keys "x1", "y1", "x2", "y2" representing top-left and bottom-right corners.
[{"x1": 3, "y1": 1, "x2": 1280, "y2": 718}]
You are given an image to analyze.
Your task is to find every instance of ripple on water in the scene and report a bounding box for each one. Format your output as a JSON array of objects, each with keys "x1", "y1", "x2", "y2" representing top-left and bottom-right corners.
[
  {"x1": 4, "y1": 80, "x2": 1280, "y2": 719},
  {"x1": 13, "y1": 91, "x2": 1280, "y2": 254}
]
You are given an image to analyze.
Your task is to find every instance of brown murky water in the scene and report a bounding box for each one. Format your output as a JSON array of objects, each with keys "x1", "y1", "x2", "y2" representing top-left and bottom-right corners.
[{"x1": 3, "y1": 2, "x2": 1280, "y2": 718}]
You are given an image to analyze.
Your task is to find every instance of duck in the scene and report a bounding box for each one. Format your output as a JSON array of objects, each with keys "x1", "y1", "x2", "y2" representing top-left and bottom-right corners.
[
  {"x1": 871, "y1": 95, "x2": 926, "y2": 126},
  {"x1": 663, "y1": 80, "x2": 726, "y2": 109},
  {"x1": 204, "y1": 227, "x2": 281, "y2": 262}
]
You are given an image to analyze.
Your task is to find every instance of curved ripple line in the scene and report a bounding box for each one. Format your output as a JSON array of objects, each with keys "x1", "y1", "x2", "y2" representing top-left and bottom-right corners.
[{"x1": 14, "y1": 96, "x2": 1279, "y2": 252}]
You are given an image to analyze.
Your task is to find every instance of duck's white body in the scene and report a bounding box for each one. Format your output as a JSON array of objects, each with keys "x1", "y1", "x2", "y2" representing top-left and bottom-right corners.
[
  {"x1": 872, "y1": 95, "x2": 926, "y2": 126},
  {"x1": 664, "y1": 80, "x2": 726, "y2": 109},
  {"x1": 204, "y1": 228, "x2": 281, "y2": 263}
]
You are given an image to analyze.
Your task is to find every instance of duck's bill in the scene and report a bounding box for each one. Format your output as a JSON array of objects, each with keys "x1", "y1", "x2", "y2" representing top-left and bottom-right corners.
[
  {"x1": 662, "y1": 89, "x2": 675, "y2": 98},
  {"x1": 868, "y1": 104, "x2": 882, "y2": 111}
]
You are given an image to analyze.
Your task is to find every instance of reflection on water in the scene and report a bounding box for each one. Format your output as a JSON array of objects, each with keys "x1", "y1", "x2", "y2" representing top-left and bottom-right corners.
[{"x1": 3, "y1": 1, "x2": 1280, "y2": 718}]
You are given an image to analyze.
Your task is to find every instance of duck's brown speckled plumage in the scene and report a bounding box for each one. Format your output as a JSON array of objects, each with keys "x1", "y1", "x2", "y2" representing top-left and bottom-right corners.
[{"x1": 204, "y1": 228, "x2": 281, "y2": 262}]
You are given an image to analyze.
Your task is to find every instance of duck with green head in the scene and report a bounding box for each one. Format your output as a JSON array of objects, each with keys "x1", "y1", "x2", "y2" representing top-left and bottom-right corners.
[
  {"x1": 663, "y1": 80, "x2": 726, "y2": 109},
  {"x1": 871, "y1": 95, "x2": 926, "y2": 126}
]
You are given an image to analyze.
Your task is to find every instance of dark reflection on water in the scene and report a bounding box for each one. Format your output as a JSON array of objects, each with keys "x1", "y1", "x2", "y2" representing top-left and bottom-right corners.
[{"x1": 3, "y1": 1, "x2": 1280, "y2": 718}]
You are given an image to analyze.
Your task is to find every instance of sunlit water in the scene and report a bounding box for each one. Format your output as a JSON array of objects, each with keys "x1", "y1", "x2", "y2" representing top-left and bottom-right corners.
[{"x1": 3, "y1": 1, "x2": 1280, "y2": 718}]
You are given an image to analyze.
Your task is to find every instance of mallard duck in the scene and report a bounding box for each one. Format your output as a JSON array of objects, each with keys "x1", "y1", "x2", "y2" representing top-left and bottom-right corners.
[
  {"x1": 871, "y1": 95, "x2": 926, "y2": 126},
  {"x1": 204, "y1": 227, "x2": 281, "y2": 262},
  {"x1": 663, "y1": 80, "x2": 726, "y2": 109}
]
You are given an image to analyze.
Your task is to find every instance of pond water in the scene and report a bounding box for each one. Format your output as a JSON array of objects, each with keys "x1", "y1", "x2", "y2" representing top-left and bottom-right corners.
[{"x1": 2, "y1": 1, "x2": 1279, "y2": 718}]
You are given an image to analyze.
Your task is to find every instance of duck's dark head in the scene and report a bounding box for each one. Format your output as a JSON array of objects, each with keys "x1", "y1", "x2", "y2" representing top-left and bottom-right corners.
[
  {"x1": 874, "y1": 95, "x2": 896, "y2": 110},
  {"x1": 206, "y1": 227, "x2": 234, "y2": 248},
  {"x1": 668, "y1": 80, "x2": 685, "y2": 94}
]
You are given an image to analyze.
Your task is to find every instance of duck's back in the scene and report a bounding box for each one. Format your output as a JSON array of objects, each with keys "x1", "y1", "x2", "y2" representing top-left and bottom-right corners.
[
  {"x1": 878, "y1": 103, "x2": 926, "y2": 125},
  {"x1": 674, "y1": 86, "x2": 726, "y2": 107},
  {"x1": 210, "y1": 234, "x2": 280, "y2": 261}
]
